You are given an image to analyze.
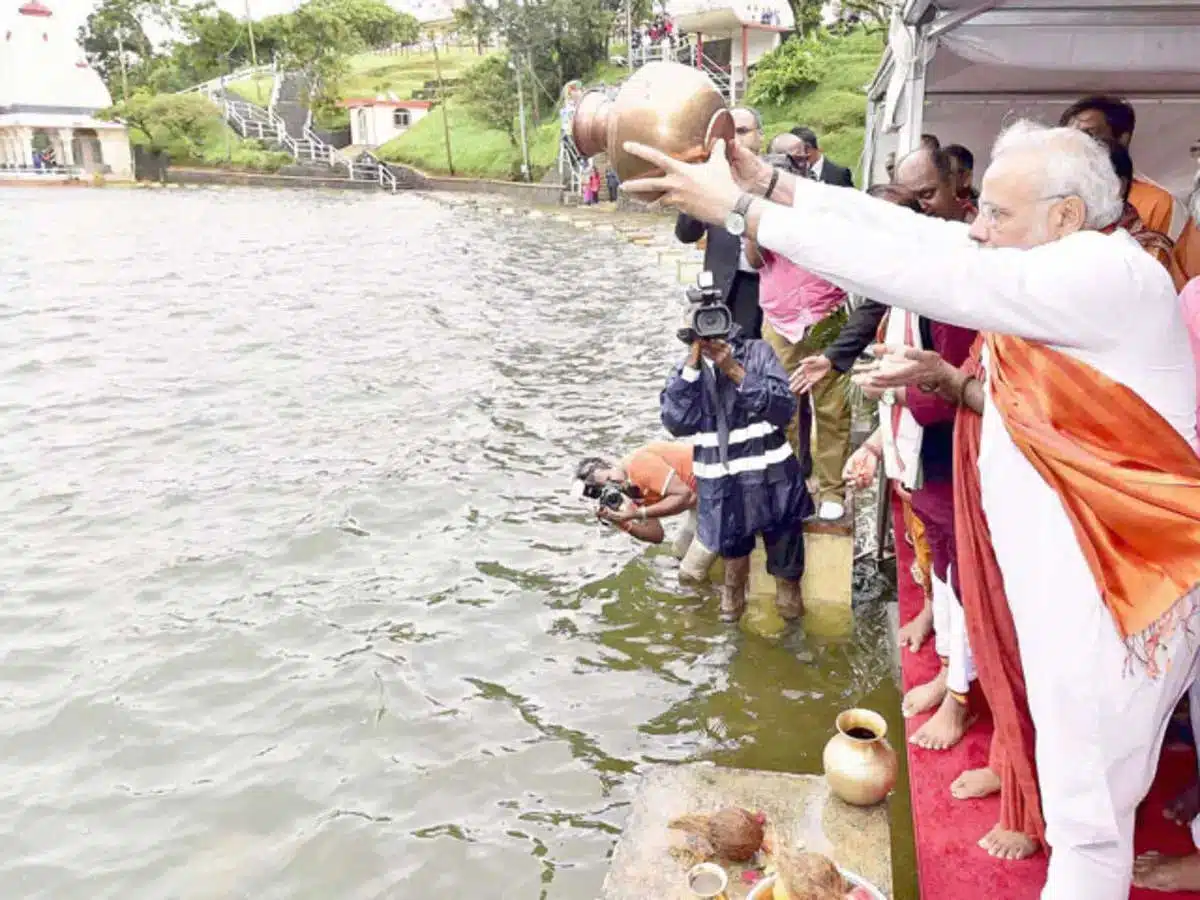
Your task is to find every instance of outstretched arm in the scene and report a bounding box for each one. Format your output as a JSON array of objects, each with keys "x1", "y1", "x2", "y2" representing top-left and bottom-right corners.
[{"x1": 624, "y1": 139, "x2": 1134, "y2": 351}]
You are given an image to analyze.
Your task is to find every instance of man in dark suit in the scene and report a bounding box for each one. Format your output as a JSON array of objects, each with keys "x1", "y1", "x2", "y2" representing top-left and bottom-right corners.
[
  {"x1": 674, "y1": 107, "x2": 766, "y2": 339},
  {"x1": 789, "y1": 126, "x2": 854, "y2": 187}
]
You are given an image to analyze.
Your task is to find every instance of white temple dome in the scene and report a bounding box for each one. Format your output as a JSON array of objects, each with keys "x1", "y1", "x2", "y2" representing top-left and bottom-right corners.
[{"x1": 0, "y1": 0, "x2": 113, "y2": 112}]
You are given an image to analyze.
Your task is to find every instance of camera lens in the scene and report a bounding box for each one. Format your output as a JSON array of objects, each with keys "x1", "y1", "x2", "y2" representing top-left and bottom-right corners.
[{"x1": 694, "y1": 306, "x2": 731, "y2": 338}]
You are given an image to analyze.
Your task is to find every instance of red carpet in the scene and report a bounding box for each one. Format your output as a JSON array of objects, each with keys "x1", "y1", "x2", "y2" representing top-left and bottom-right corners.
[{"x1": 892, "y1": 496, "x2": 1198, "y2": 899}]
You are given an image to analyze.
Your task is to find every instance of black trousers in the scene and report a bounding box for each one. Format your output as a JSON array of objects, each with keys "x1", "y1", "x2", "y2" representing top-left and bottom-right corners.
[
  {"x1": 728, "y1": 272, "x2": 763, "y2": 340},
  {"x1": 724, "y1": 515, "x2": 806, "y2": 581}
]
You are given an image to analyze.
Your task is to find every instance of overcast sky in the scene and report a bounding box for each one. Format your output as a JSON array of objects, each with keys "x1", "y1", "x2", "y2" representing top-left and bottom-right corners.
[{"x1": 49, "y1": 0, "x2": 445, "y2": 41}]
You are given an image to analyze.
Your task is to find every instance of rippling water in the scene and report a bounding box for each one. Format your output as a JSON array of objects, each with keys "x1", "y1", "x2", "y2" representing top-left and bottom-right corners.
[{"x1": 0, "y1": 187, "x2": 906, "y2": 899}]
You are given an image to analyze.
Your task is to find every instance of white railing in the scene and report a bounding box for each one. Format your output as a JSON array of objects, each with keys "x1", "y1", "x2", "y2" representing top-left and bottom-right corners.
[
  {"x1": 557, "y1": 132, "x2": 588, "y2": 195},
  {"x1": 226, "y1": 99, "x2": 280, "y2": 141},
  {"x1": 0, "y1": 165, "x2": 85, "y2": 179},
  {"x1": 179, "y1": 63, "x2": 276, "y2": 98}
]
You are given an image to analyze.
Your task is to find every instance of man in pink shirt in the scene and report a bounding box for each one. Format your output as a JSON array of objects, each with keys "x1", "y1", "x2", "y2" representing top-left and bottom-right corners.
[{"x1": 747, "y1": 134, "x2": 853, "y2": 521}]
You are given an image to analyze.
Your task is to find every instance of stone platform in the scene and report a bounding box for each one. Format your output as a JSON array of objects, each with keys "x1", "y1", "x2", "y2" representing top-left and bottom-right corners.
[{"x1": 602, "y1": 763, "x2": 893, "y2": 899}]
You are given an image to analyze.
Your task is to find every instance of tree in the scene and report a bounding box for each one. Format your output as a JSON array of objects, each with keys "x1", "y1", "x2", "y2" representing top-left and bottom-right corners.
[
  {"x1": 78, "y1": 0, "x2": 178, "y2": 97},
  {"x1": 787, "y1": 0, "x2": 823, "y2": 36},
  {"x1": 832, "y1": 0, "x2": 894, "y2": 26},
  {"x1": 460, "y1": 54, "x2": 520, "y2": 146},
  {"x1": 452, "y1": 0, "x2": 494, "y2": 55},
  {"x1": 100, "y1": 90, "x2": 222, "y2": 157}
]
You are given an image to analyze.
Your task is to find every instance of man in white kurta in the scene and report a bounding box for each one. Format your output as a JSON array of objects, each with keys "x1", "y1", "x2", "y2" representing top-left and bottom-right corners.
[{"x1": 621, "y1": 123, "x2": 1200, "y2": 898}]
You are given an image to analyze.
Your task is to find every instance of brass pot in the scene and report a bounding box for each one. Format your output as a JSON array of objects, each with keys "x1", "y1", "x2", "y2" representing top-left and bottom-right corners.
[
  {"x1": 821, "y1": 708, "x2": 898, "y2": 807},
  {"x1": 570, "y1": 61, "x2": 734, "y2": 194}
]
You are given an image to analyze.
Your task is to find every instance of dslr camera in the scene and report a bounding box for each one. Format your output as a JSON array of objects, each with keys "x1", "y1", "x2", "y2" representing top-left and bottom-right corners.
[
  {"x1": 582, "y1": 481, "x2": 628, "y2": 511},
  {"x1": 676, "y1": 270, "x2": 733, "y2": 344}
]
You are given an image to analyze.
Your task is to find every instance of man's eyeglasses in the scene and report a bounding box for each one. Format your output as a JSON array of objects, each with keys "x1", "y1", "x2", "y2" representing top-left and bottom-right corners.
[
  {"x1": 977, "y1": 193, "x2": 1071, "y2": 227},
  {"x1": 735, "y1": 126, "x2": 758, "y2": 136}
]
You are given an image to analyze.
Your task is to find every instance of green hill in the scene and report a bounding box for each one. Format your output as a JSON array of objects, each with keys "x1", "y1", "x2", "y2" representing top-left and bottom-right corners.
[
  {"x1": 224, "y1": 30, "x2": 884, "y2": 182},
  {"x1": 756, "y1": 29, "x2": 885, "y2": 178},
  {"x1": 378, "y1": 30, "x2": 883, "y2": 181}
]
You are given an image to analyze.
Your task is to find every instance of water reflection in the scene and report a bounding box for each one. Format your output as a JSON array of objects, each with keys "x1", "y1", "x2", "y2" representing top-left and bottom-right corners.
[{"x1": 0, "y1": 186, "x2": 903, "y2": 900}]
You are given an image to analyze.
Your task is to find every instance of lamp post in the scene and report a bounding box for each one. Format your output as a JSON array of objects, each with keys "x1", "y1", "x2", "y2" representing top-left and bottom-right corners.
[{"x1": 510, "y1": 58, "x2": 531, "y2": 182}]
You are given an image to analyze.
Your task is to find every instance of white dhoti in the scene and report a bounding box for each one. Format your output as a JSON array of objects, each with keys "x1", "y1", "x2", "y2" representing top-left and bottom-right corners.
[
  {"x1": 981, "y1": 396, "x2": 1200, "y2": 900},
  {"x1": 931, "y1": 567, "x2": 976, "y2": 696}
]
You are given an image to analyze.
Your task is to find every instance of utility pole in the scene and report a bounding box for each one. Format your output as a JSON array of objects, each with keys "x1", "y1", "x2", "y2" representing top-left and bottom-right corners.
[
  {"x1": 244, "y1": 0, "x2": 261, "y2": 102},
  {"x1": 513, "y1": 58, "x2": 531, "y2": 182},
  {"x1": 432, "y1": 41, "x2": 455, "y2": 175},
  {"x1": 527, "y1": 53, "x2": 540, "y2": 122},
  {"x1": 626, "y1": 0, "x2": 633, "y2": 71}
]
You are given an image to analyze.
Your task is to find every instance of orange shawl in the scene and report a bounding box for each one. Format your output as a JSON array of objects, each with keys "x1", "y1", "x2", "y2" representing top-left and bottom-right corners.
[
  {"x1": 985, "y1": 332, "x2": 1200, "y2": 669},
  {"x1": 953, "y1": 337, "x2": 1044, "y2": 841}
]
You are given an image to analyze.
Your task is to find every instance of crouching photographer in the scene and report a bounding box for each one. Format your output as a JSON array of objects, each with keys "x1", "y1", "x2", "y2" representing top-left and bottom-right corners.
[
  {"x1": 575, "y1": 444, "x2": 717, "y2": 581},
  {"x1": 662, "y1": 273, "x2": 813, "y2": 623}
]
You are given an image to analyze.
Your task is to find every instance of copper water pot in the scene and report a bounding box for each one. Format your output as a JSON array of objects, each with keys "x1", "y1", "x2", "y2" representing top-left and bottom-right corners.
[
  {"x1": 571, "y1": 61, "x2": 734, "y2": 190},
  {"x1": 822, "y1": 708, "x2": 898, "y2": 807}
]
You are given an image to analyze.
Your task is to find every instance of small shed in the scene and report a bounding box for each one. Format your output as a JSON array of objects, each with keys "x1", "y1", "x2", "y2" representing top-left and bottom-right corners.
[
  {"x1": 863, "y1": 0, "x2": 1200, "y2": 202},
  {"x1": 339, "y1": 98, "x2": 433, "y2": 148}
]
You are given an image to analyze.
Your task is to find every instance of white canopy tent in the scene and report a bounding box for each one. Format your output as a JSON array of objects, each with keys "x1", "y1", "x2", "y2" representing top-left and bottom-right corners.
[{"x1": 863, "y1": 0, "x2": 1200, "y2": 201}]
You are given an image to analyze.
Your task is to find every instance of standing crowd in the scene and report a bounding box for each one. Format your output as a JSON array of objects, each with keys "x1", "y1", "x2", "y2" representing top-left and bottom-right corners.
[{"x1": 576, "y1": 92, "x2": 1200, "y2": 898}]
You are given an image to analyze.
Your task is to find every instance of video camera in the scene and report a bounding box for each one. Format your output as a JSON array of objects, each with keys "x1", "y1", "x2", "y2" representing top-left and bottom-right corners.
[
  {"x1": 582, "y1": 481, "x2": 628, "y2": 511},
  {"x1": 676, "y1": 270, "x2": 733, "y2": 345}
]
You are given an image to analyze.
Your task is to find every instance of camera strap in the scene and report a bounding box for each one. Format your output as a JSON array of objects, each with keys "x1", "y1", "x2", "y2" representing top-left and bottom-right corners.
[{"x1": 701, "y1": 365, "x2": 731, "y2": 470}]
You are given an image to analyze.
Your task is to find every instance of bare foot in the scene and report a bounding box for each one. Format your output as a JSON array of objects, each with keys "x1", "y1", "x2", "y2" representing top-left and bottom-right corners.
[
  {"x1": 1165, "y1": 783, "x2": 1200, "y2": 826},
  {"x1": 902, "y1": 668, "x2": 947, "y2": 719},
  {"x1": 898, "y1": 603, "x2": 934, "y2": 653},
  {"x1": 978, "y1": 824, "x2": 1039, "y2": 860},
  {"x1": 951, "y1": 767, "x2": 1001, "y2": 801},
  {"x1": 1135, "y1": 852, "x2": 1200, "y2": 891},
  {"x1": 910, "y1": 693, "x2": 976, "y2": 751}
]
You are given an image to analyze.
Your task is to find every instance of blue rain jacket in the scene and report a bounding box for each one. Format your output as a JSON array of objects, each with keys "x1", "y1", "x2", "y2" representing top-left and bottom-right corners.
[{"x1": 660, "y1": 328, "x2": 814, "y2": 557}]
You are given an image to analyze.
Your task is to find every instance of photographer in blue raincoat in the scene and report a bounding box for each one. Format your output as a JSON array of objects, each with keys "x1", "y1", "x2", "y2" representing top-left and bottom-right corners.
[{"x1": 661, "y1": 306, "x2": 813, "y2": 623}]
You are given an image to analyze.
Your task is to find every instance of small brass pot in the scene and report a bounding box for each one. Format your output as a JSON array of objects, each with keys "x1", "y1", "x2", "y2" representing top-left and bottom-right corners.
[
  {"x1": 822, "y1": 708, "x2": 898, "y2": 807},
  {"x1": 570, "y1": 61, "x2": 734, "y2": 196}
]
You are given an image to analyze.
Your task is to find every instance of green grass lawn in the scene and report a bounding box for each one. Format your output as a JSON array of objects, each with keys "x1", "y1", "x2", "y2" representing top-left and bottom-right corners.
[
  {"x1": 341, "y1": 46, "x2": 484, "y2": 98},
  {"x1": 756, "y1": 29, "x2": 885, "y2": 181},
  {"x1": 377, "y1": 29, "x2": 883, "y2": 181},
  {"x1": 223, "y1": 72, "x2": 275, "y2": 106}
]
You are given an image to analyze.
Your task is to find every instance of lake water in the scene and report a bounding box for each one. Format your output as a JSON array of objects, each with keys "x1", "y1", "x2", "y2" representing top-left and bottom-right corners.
[{"x1": 0, "y1": 187, "x2": 906, "y2": 899}]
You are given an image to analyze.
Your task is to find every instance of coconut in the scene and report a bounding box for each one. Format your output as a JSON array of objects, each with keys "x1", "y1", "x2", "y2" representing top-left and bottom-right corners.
[
  {"x1": 773, "y1": 850, "x2": 849, "y2": 900},
  {"x1": 706, "y1": 807, "x2": 764, "y2": 862}
]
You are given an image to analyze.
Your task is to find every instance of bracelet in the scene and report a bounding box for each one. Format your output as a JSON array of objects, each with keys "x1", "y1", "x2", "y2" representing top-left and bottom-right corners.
[
  {"x1": 638, "y1": 507, "x2": 648, "y2": 522},
  {"x1": 764, "y1": 169, "x2": 780, "y2": 201},
  {"x1": 956, "y1": 374, "x2": 976, "y2": 407}
]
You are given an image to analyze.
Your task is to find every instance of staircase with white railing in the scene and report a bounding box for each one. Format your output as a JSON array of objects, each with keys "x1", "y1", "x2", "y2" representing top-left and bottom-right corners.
[
  {"x1": 176, "y1": 67, "x2": 416, "y2": 192},
  {"x1": 624, "y1": 40, "x2": 734, "y2": 102}
]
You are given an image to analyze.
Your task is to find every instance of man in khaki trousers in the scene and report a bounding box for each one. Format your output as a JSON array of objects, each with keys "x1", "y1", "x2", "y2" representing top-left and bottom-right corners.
[{"x1": 762, "y1": 310, "x2": 852, "y2": 520}]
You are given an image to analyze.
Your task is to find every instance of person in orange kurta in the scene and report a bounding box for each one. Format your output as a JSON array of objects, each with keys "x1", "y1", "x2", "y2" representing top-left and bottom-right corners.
[
  {"x1": 1105, "y1": 143, "x2": 1188, "y2": 291},
  {"x1": 1061, "y1": 95, "x2": 1183, "y2": 239},
  {"x1": 1177, "y1": 178, "x2": 1200, "y2": 283}
]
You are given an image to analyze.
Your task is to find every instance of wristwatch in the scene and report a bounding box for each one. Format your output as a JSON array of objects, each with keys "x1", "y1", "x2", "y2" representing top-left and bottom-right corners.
[
  {"x1": 637, "y1": 507, "x2": 649, "y2": 522},
  {"x1": 725, "y1": 193, "x2": 755, "y2": 237},
  {"x1": 878, "y1": 387, "x2": 898, "y2": 406}
]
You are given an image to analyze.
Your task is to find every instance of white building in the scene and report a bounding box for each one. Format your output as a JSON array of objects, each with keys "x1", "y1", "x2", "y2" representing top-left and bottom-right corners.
[
  {"x1": 340, "y1": 98, "x2": 432, "y2": 149},
  {"x1": 0, "y1": 0, "x2": 132, "y2": 179},
  {"x1": 661, "y1": 0, "x2": 792, "y2": 102}
]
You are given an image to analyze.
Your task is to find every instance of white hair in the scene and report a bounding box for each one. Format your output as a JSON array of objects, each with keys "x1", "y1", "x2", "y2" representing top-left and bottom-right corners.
[{"x1": 990, "y1": 119, "x2": 1124, "y2": 229}]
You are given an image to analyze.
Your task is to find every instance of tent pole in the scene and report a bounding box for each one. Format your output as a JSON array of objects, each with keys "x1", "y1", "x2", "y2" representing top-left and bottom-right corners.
[{"x1": 897, "y1": 29, "x2": 927, "y2": 157}]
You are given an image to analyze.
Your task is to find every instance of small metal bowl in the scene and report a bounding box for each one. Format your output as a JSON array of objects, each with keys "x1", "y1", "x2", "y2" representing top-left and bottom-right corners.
[{"x1": 686, "y1": 861, "x2": 729, "y2": 898}]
